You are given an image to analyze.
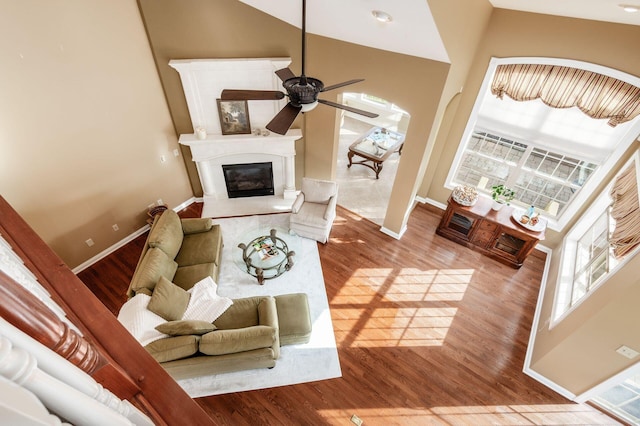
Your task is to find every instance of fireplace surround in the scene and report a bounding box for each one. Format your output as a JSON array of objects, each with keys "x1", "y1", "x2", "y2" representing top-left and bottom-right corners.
[{"x1": 171, "y1": 58, "x2": 302, "y2": 217}]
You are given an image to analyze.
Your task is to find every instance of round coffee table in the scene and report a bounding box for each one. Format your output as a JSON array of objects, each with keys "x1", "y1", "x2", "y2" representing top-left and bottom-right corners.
[{"x1": 237, "y1": 228, "x2": 296, "y2": 284}]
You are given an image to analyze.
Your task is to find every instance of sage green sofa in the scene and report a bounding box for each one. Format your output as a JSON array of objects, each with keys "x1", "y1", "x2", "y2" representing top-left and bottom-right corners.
[
  {"x1": 126, "y1": 209, "x2": 223, "y2": 299},
  {"x1": 124, "y1": 209, "x2": 312, "y2": 380}
]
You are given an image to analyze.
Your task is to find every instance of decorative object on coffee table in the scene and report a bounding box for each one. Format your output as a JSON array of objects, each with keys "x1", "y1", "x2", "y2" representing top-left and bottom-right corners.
[{"x1": 237, "y1": 228, "x2": 295, "y2": 285}]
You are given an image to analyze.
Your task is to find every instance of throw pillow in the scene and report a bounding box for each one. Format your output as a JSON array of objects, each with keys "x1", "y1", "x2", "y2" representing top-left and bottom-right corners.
[
  {"x1": 147, "y1": 276, "x2": 190, "y2": 321},
  {"x1": 155, "y1": 320, "x2": 216, "y2": 336},
  {"x1": 183, "y1": 276, "x2": 233, "y2": 323},
  {"x1": 116, "y1": 294, "x2": 167, "y2": 346}
]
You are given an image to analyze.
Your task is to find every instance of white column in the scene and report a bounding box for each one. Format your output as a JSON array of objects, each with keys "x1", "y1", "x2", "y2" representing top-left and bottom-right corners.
[{"x1": 283, "y1": 154, "x2": 297, "y2": 200}]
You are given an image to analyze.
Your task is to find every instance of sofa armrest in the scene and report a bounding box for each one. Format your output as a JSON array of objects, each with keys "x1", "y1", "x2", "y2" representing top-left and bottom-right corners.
[
  {"x1": 258, "y1": 296, "x2": 280, "y2": 358},
  {"x1": 291, "y1": 192, "x2": 305, "y2": 214},
  {"x1": 181, "y1": 217, "x2": 213, "y2": 234},
  {"x1": 323, "y1": 195, "x2": 337, "y2": 220}
]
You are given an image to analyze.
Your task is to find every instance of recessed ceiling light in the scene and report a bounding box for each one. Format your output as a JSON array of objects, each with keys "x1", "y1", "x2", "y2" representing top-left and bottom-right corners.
[
  {"x1": 620, "y1": 4, "x2": 639, "y2": 12},
  {"x1": 372, "y1": 10, "x2": 392, "y2": 23}
]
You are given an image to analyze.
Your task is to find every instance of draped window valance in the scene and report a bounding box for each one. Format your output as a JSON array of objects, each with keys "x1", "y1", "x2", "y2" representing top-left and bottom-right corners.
[
  {"x1": 609, "y1": 161, "x2": 640, "y2": 259},
  {"x1": 491, "y1": 64, "x2": 640, "y2": 127}
]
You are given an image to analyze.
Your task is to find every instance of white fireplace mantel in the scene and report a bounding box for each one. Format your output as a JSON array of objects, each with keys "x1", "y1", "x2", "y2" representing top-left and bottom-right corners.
[
  {"x1": 179, "y1": 130, "x2": 302, "y2": 217},
  {"x1": 170, "y1": 57, "x2": 302, "y2": 218}
]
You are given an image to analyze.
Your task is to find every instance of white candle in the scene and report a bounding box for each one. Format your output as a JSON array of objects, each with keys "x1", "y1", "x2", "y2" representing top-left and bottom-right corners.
[{"x1": 195, "y1": 127, "x2": 207, "y2": 140}]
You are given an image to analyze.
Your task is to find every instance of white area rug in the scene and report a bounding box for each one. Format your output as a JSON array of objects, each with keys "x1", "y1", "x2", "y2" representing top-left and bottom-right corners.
[{"x1": 177, "y1": 213, "x2": 341, "y2": 397}]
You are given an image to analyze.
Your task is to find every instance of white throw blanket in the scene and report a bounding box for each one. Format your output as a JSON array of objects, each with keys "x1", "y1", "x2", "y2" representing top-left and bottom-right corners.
[{"x1": 117, "y1": 276, "x2": 232, "y2": 346}]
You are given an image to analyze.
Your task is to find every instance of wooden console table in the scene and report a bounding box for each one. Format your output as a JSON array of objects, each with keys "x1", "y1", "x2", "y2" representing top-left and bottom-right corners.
[{"x1": 436, "y1": 196, "x2": 545, "y2": 268}]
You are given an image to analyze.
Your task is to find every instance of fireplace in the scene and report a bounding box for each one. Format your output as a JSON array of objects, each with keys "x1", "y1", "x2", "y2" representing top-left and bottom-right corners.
[
  {"x1": 223, "y1": 162, "x2": 274, "y2": 198},
  {"x1": 171, "y1": 58, "x2": 303, "y2": 217}
]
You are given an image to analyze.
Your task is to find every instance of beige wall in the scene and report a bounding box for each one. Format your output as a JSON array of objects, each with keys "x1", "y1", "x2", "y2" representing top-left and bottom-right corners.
[
  {"x1": 0, "y1": 0, "x2": 192, "y2": 268},
  {"x1": 137, "y1": 0, "x2": 497, "y2": 236},
  {"x1": 428, "y1": 9, "x2": 640, "y2": 395}
]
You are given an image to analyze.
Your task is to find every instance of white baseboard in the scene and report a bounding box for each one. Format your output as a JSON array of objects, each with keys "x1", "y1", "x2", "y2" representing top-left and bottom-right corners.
[
  {"x1": 72, "y1": 198, "x2": 198, "y2": 274},
  {"x1": 380, "y1": 224, "x2": 406, "y2": 240}
]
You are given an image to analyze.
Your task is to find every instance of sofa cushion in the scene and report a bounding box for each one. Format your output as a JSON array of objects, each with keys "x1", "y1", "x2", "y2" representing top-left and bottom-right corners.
[
  {"x1": 183, "y1": 277, "x2": 233, "y2": 323},
  {"x1": 148, "y1": 210, "x2": 184, "y2": 259},
  {"x1": 173, "y1": 263, "x2": 217, "y2": 291},
  {"x1": 155, "y1": 320, "x2": 216, "y2": 336},
  {"x1": 147, "y1": 277, "x2": 191, "y2": 321},
  {"x1": 145, "y1": 335, "x2": 199, "y2": 363},
  {"x1": 174, "y1": 226, "x2": 222, "y2": 266},
  {"x1": 129, "y1": 248, "x2": 178, "y2": 296},
  {"x1": 199, "y1": 326, "x2": 275, "y2": 356},
  {"x1": 181, "y1": 217, "x2": 213, "y2": 234}
]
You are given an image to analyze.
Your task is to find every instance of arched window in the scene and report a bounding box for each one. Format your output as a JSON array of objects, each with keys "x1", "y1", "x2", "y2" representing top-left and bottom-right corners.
[{"x1": 446, "y1": 57, "x2": 640, "y2": 232}]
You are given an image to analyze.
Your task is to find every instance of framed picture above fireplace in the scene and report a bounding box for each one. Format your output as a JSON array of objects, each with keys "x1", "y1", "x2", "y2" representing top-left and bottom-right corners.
[{"x1": 217, "y1": 99, "x2": 251, "y2": 135}]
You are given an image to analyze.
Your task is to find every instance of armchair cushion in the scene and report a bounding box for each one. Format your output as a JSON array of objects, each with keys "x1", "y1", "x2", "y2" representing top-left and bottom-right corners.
[
  {"x1": 290, "y1": 178, "x2": 338, "y2": 243},
  {"x1": 301, "y1": 177, "x2": 337, "y2": 204}
]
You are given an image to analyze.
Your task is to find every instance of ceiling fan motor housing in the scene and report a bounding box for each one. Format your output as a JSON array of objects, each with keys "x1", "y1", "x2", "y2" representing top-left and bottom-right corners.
[{"x1": 284, "y1": 77, "x2": 324, "y2": 107}]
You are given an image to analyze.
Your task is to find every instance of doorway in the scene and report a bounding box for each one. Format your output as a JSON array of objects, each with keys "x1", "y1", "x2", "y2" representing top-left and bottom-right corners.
[{"x1": 335, "y1": 93, "x2": 410, "y2": 225}]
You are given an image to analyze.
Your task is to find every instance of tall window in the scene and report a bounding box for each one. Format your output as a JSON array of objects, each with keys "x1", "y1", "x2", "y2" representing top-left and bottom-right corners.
[
  {"x1": 571, "y1": 211, "x2": 614, "y2": 305},
  {"x1": 552, "y1": 151, "x2": 639, "y2": 323},
  {"x1": 453, "y1": 130, "x2": 598, "y2": 216}
]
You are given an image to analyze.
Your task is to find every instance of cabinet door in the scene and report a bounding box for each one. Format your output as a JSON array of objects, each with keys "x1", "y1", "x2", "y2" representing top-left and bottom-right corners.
[
  {"x1": 491, "y1": 232, "x2": 527, "y2": 261},
  {"x1": 471, "y1": 220, "x2": 499, "y2": 248},
  {"x1": 446, "y1": 212, "x2": 477, "y2": 238}
]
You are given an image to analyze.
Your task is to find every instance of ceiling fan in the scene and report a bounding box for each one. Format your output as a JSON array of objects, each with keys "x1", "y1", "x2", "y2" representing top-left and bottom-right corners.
[{"x1": 220, "y1": 0, "x2": 379, "y2": 135}]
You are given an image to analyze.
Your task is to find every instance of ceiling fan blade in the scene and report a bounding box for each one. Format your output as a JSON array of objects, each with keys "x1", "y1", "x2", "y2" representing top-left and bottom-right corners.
[
  {"x1": 275, "y1": 67, "x2": 296, "y2": 82},
  {"x1": 266, "y1": 103, "x2": 302, "y2": 135},
  {"x1": 321, "y1": 79, "x2": 365, "y2": 92},
  {"x1": 318, "y1": 99, "x2": 379, "y2": 118},
  {"x1": 221, "y1": 89, "x2": 285, "y2": 101}
]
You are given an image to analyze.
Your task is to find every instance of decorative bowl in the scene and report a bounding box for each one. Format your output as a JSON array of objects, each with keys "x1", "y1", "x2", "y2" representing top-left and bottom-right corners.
[{"x1": 452, "y1": 185, "x2": 478, "y2": 206}]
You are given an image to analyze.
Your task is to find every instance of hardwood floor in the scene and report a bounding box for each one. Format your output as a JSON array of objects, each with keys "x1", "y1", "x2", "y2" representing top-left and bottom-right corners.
[{"x1": 78, "y1": 203, "x2": 618, "y2": 425}]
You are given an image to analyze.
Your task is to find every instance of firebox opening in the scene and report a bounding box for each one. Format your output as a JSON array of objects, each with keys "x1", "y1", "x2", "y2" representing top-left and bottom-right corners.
[{"x1": 222, "y1": 162, "x2": 275, "y2": 199}]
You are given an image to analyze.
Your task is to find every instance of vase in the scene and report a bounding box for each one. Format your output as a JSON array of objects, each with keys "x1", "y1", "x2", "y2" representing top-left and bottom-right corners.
[{"x1": 492, "y1": 200, "x2": 505, "y2": 211}]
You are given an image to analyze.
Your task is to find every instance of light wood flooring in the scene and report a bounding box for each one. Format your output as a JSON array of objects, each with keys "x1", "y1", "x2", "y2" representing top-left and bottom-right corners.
[{"x1": 78, "y1": 203, "x2": 619, "y2": 425}]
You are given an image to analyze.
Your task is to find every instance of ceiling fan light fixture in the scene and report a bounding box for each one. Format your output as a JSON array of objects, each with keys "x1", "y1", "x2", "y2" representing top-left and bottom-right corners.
[
  {"x1": 372, "y1": 10, "x2": 393, "y2": 23},
  {"x1": 300, "y1": 101, "x2": 319, "y2": 113},
  {"x1": 620, "y1": 4, "x2": 639, "y2": 12}
]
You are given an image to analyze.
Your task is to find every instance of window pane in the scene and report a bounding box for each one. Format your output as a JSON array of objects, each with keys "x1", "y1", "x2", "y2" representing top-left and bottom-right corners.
[{"x1": 452, "y1": 131, "x2": 599, "y2": 219}]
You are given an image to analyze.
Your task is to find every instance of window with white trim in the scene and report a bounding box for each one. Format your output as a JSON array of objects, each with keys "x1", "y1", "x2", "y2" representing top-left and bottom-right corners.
[
  {"x1": 552, "y1": 151, "x2": 639, "y2": 323},
  {"x1": 453, "y1": 130, "x2": 599, "y2": 216},
  {"x1": 446, "y1": 57, "x2": 640, "y2": 232}
]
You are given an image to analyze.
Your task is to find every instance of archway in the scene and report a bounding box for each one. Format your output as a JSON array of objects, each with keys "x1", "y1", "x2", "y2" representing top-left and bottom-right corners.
[{"x1": 335, "y1": 93, "x2": 410, "y2": 225}]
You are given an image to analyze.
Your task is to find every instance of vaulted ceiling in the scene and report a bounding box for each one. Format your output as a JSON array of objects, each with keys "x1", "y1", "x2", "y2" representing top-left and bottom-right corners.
[{"x1": 240, "y1": 0, "x2": 640, "y2": 63}]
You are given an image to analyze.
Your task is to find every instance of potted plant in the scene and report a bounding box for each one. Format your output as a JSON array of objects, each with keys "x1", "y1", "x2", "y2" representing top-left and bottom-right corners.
[{"x1": 490, "y1": 184, "x2": 515, "y2": 210}]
